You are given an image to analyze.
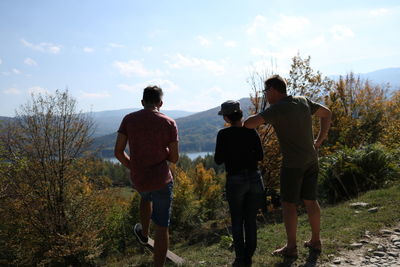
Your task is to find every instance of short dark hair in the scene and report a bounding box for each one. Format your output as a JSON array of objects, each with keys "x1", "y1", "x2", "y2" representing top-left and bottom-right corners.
[
  {"x1": 265, "y1": 75, "x2": 287, "y2": 94},
  {"x1": 226, "y1": 110, "x2": 243, "y2": 123},
  {"x1": 143, "y1": 86, "x2": 163, "y2": 104}
]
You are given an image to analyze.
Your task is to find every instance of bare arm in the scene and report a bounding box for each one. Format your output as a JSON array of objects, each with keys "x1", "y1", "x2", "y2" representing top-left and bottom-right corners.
[
  {"x1": 114, "y1": 133, "x2": 130, "y2": 169},
  {"x1": 314, "y1": 105, "x2": 332, "y2": 149},
  {"x1": 167, "y1": 141, "x2": 179, "y2": 164},
  {"x1": 243, "y1": 114, "x2": 265, "y2": 129}
]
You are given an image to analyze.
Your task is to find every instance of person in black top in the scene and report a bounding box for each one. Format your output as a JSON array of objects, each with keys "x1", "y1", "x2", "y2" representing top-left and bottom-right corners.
[{"x1": 214, "y1": 100, "x2": 265, "y2": 267}]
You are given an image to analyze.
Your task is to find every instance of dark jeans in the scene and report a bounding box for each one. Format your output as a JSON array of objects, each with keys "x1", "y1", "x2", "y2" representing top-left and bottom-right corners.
[{"x1": 226, "y1": 170, "x2": 264, "y2": 262}]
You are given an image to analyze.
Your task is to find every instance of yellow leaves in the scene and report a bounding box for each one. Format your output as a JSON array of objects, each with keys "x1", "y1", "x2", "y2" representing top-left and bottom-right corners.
[{"x1": 170, "y1": 163, "x2": 225, "y2": 223}]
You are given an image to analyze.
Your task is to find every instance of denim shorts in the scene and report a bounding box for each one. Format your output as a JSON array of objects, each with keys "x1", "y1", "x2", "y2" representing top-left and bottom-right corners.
[
  {"x1": 280, "y1": 162, "x2": 319, "y2": 203},
  {"x1": 139, "y1": 181, "x2": 173, "y2": 227}
]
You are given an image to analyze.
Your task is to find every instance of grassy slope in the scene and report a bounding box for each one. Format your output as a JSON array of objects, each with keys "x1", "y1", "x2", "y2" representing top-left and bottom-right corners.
[
  {"x1": 177, "y1": 183, "x2": 400, "y2": 266},
  {"x1": 107, "y1": 183, "x2": 400, "y2": 266}
]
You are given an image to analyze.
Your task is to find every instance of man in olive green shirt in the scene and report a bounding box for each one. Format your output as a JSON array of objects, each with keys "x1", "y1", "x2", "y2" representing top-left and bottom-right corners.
[{"x1": 244, "y1": 75, "x2": 331, "y2": 258}]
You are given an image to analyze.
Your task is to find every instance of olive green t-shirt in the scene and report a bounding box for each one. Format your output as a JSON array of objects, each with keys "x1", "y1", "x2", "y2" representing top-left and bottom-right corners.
[{"x1": 260, "y1": 96, "x2": 322, "y2": 168}]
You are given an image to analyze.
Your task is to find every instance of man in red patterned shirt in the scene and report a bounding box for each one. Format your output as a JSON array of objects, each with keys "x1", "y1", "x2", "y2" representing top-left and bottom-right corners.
[{"x1": 114, "y1": 85, "x2": 179, "y2": 267}]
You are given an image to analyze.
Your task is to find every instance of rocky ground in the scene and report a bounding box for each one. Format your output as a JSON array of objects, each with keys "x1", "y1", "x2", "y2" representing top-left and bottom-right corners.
[{"x1": 321, "y1": 202, "x2": 400, "y2": 267}]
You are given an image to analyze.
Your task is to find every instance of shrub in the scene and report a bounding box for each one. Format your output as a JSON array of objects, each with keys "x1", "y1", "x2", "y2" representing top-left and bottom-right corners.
[{"x1": 318, "y1": 144, "x2": 399, "y2": 204}]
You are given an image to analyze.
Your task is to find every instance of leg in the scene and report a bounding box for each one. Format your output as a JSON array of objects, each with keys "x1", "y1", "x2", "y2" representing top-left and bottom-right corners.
[
  {"x1": 301, "y1": 163, "x2": 321, "y2": 249},
  {"x1": 243, "y1": 178, "x2": 264, "y2": 260},
  {"x1": 139, "y1": 198, "x2": 152, "y2": 237},
  {"x1": 282, "y1": 201, "x2": 298, "y2": 249},
  {"x1": 303, "y1": 200, "x2": 321, "y2": 247},
  {"x1": 226, "y1": 177, "x2": 248, "y2": 262},
  {"x1": 276, "y1": 167, "x2": 303, "y2": 253},
  {"x1": 154, "y1": 224, "x2": 169, "y2": 267},
  {"x1": 230, "y1": 211, "x2": 245, "y2": 261},
  {"x1": 151, "y1": 182, "x2": 174, "y2": 267},
  {"x1": 243, "y1": 201, "x2": 257, "y2": 261}
]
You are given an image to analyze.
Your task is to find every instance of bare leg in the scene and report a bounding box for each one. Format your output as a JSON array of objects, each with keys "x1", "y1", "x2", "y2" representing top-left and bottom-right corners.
[
  {"x1": 154, "y1": 224, "x2": 169, "y2": 267},
  {"x1": 303, "y1": 200, "x2": 321, "y2": 247},
  {"x1": 282, "y1": 201, "x2": 298, "y2": 249},
  {"x1": 140, "y1": 199, "x2": 152, "y2": 237}
]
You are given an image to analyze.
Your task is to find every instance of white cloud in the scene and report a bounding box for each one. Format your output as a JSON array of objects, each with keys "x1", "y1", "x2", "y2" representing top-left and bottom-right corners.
[
  {"x1": 165, "y1": 54, "x2": 225, "y2": 75},
  {"x1": 118, "y1": 79, "x2": 180, "y2": 93},
  {"x1": 79, "y1": 91, "x2": 110, "y2": 99},
  {"x1": 142, "y1": 46, "x2": 153, "y2": 52},
  {"x1": 0, "y1": 58, "x2": 2, "y2": 64},
  {"x1": 12, "y1": 68, "x2": 21, "y2": 74},
  {"x1": 196, "y1": 36, "x2": 212, "y2": 47},
  {"x1": 168, "y1": 85, "x2": 243, "y2": 111},
  {"x1": 309, "y1": 35, "x2": 326, "y2": 47},
  {"x1": 3, "y1": 87, "x2": 22, "y2": 95},
  {"x1": 246, "y1": 15, "x2": 310, "y2": 50},
  {"x1": 21, "y1": 39, "x2": 61, "y2": 54},
  {"x1": 224, "y1": 41, "x2": 237, "y2": 48},
  {"x1": 28, "y1": 86, "x2": 50, "y2": 95},
  {"x1": 113, "y1": 60, "x2": 164, "y2": 77},
  {"x1": 155, "y1": 80, "x2": 180, "y2": 92},
  {"x1": 266, "y1": 15, "x2": 310, "y2": 41},
  {"x1": 245, "y1": 58, "x2": 289, "y2": 76},
  {"x1": 247, "y1": 15, "x2": 267, "y2": 34},
  {"x1": 250, "y1": 47, "x2": 297, "y2": 61},
  {"x1": 24, "y1": 57, "x2": 37, "y2": 66},
  {"x1": 369, "y1": 8, "x2": 390, "y2": 17},
  {"x1": 331, "y1": 25, "x2": 354, "y2": 40},
  {"x1": 117, "y1": 83, "x2": 140, "y2": 92},
  {"x1": 108, "y1": 43, "x2": 125, "y2": 48},
  {"x1": 83, "y1": 47, "x2": 94, "y2": 53}
]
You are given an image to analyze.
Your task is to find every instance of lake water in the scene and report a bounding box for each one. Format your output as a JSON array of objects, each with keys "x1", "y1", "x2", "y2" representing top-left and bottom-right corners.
[
  {"x1": 105, "y1": 151, "x2": 212, "y2": 163},
  {"x1": 183, "y1": 151, "x2": 213, "y2": 160}
]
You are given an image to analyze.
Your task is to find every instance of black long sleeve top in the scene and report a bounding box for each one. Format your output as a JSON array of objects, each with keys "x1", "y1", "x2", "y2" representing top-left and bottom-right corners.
[{"x1": 214, "y1": 126, "x2": 263, "y2": 175}]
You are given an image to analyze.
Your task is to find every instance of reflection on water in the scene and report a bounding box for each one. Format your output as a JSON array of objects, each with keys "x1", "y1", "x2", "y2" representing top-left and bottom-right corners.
[{"x1": 183, "y1": 151, "x2": 212, "y2": 160}]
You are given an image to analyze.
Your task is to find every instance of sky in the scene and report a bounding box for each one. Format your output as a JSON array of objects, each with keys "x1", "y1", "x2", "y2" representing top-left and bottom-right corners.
[{"x1": 1, "y1": 0, "x2": 399, "y2": 116}]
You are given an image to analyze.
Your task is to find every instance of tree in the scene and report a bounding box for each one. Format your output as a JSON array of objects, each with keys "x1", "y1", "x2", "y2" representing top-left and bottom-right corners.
[
  {"x1": 0, "y1": 90, "x2": 111, "y2": 265},
  {"x1": 287, "y1": 54, "x2": 333, "y2": 101},
  {"x1": 247, "y1": 62, "x2": 282, "y2": 189},
  {"x1": 381, "y1": 90, "x2": 400, "y2": 149},
  {"x1": 324, "y1": 73, "x2": 387, "y2": 150}
]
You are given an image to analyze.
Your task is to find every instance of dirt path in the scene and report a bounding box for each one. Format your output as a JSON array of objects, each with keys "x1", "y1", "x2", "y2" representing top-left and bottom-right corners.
[{"x1": 322, "y1": 223, "x2": 400, "y2": 267}]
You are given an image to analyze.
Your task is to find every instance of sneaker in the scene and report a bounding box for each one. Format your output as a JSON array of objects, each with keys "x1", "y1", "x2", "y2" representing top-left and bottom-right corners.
[{"x1": 134, "y1": 223, "x2": 148, "y2": 245}]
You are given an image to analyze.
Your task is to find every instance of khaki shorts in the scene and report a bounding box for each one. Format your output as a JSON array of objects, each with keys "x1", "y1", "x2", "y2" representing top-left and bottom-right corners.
[{"x1": 280, "y1": 162, "x2": 319, "y2": 203}]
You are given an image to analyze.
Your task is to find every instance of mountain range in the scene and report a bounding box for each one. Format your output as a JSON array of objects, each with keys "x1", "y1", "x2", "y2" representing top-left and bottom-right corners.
[
  {"x1": 92, "y1": 98, "x2": 253, "y2": 156},
  {"x1": 331, "y1": 67, "x2": 400, "y2": 90},
  {"x1": 1, "y1": 67, "x2": 399, "y2": 156},
  {"x1": 88, "y1": 108, "x2": 195, "y2": 137}
]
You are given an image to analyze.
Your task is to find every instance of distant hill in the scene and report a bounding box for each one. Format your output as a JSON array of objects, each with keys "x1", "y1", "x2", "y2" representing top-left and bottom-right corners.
[
  {"x1": 92, "y1": 98, "x2": 253, "y2": 156},
  {"x1": 331, "y1": 67, "x2": 400, "y2": 91},
  {"x1": 358, "y1": 68, "x2": 400, "y2": 90},
  {"x1": 0, "y1": 116, "x2": 12, "y2": 122},
  {"x1": 176, "y1": 98, "x2": 252, "y2": 152},
  {"x1": 88, "y1": 108, "x2": 195, "y2": 137},
  {"x1": 0, "y1": 116, "x2": 13, "y2": 129}
]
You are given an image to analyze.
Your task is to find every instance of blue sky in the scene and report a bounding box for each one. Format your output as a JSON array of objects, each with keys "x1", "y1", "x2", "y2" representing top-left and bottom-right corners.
[{"x1": 1, "y1": 0, "x2": 399, "y2": 116}]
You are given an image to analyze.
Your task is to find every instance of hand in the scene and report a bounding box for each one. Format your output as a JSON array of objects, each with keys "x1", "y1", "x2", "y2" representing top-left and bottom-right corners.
[{"x1": 314, "y1": 139, "x2": 323, "y2": 150}]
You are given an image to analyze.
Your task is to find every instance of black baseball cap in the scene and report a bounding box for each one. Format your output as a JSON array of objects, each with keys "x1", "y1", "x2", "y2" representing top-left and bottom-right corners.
[{"x1": 218, "y1": 100, "x2": 241, "y2": 116}]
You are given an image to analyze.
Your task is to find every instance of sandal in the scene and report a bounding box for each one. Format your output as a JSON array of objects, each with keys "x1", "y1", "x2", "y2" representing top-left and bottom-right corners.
[
  {"x1": 272, "y1": 245, "x2": 298, "y2": 258},
  {"x1": 304, "y1": 240, "x2": 322, "y2": 254}
]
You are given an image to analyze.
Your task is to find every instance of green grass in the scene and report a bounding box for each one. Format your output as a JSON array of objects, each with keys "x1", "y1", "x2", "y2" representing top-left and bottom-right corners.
[
  {"x1": 105, "y1": 183, "x2": 400, "y2": 266},
  {"x1": 176, "y1": 183, "x2": 400, "y2": 266}
]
